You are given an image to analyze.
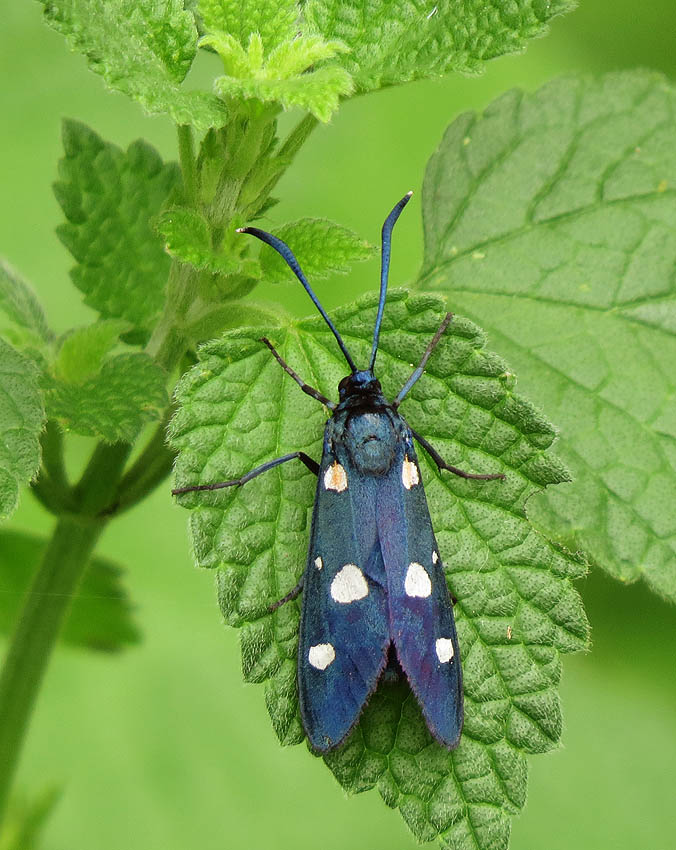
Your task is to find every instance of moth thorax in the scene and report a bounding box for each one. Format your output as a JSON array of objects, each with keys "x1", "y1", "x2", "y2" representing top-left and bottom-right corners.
[{"x1": 346, "y1": 412, "x2": 396, "y2": 475}]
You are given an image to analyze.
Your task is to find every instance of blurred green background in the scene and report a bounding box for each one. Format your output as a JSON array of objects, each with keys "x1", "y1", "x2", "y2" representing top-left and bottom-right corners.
[{"x1": 2, "y1": 2, "x2": 676, "y2": 848}]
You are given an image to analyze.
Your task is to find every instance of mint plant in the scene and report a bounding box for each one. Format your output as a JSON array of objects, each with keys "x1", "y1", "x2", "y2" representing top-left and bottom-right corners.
[
  {"x1": 2, "y1": 1, "x2": 672, "y2": 849},
  {"x1": 419, "y1": 71, "x2": 676, "y2": 603}
]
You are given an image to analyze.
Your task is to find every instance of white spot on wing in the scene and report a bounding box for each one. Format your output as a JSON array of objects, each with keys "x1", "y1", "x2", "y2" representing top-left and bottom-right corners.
[
  {"x1": 324, "y1": 461, "x2": 347, "y2": 492},
  {"x1": 432, "y1": 550, "x2": 439, "y2": 564},
  {"x1": 308, "y1": 643, "x2": 335, "y2": 670},
  {"x1": 314, "y1": 556, "x2": 323, "y2": 570},
  {"x1": 436, "y1": 637, "x2": 454, "y2": 663},
  {"x1": 405, "y1": 562, "x2": 432, "y2": 598},
  {"x1": 330, "y1": 564, "x2": 368, "y2": 603},
  {"x1": 401, "y1": 455, "x2": 420, "y2": 490}
]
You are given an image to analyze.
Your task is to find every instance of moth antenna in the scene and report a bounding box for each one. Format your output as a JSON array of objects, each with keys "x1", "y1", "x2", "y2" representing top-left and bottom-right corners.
[
  {"x1": 368, "y1": 191, "x2": 413, "y2": 371},
  {"x1": 238, "y1": 226, "x2": 357, "y2": 373}
]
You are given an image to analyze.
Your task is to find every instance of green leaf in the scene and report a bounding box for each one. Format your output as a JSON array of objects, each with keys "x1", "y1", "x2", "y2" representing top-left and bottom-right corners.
[
  {"x1": 0, "y1": 339, "x2": 45, "y2": 521},
  {"x1": 420, "y1": 70, "x2": 676, "y2": 603},
  {"x1": 258, "y1": 218, "x2": 375, "y2": 283},
  {"x1": 40, "y1": 0, "x2": 227, "y2": 128},
  {"x1": 199, "y1": 0, "x2": 299, "y2": 52},
  {"x1": 214, "y1": 65, "x2": 352, "y2": 122},
  {"x1": 304, "y1": 0, "x2": 574, "y2": 93},
  {"x1": 45, "y1": 324, "x2": 168, "y2": 443},
  {"x1": 156, "y1": 208, "x2": 260, "y2": 278},
  {"x1": 54, "y1": 319, "x2": 130, "y2": 383},
  {"x1": 0, "y1": 261, "x2": 52, "y2": 345},
  {"x1": 169, "y1": 290, "x2": 587, "y2": 846},
  {"x1": 210, "y1": 32, "x2": 353, "y2": 123},
  {"x1": 54, "y1": 121, "x2": 181, "y2": 336},
  {"x1": 0, "y1": 530, "x2": 140, "y2": 653}
]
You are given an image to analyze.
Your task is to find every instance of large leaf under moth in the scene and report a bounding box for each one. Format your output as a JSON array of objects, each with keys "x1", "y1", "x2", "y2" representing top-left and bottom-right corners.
[{"x1": 170, "y1": 291, "x2": 588, "y2": 849}]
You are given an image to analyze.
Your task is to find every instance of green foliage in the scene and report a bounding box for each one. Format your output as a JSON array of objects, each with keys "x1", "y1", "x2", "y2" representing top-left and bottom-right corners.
[
  {"x1": 54, "y1": 121, "x2": 181, "y2": 337},
  {"x1": 0, "y1": 339, "x2": 45, "y2": 521},
  {"x1": 0, "y1": 530, "x2": 140, "y2": 652},
  {"x1": 0, "y1": 262, "x2": 52, "y2": 349},
  {"x1": 420, "y1": 70, "x2": 676, "y2": 603},
  {"x1": 259, "y1": 218, "x2": 375, "y2": 283},
  {"x1": 170, "y1": 290, "x2": 587, "y2": 847},
  {"x1": 54, "y1": 320, "x2": 130, "y2": 383},
  {"x1": 304, "y1": 0, "x2": 575, "y2": 92},
  {"x1": 156, "y1": 208, "x2": 260, "y2": 278},
  {"x1": 199, "y1": 0, "x2": 299, "y2": 52},
  {"x1": 45, "y1": 332, "x2": 168, "y2": 442},
  {"x1": 40, "y1": 0, "x2": 227, "y2": 128},
  {"x1": 205, "y1": 32, "x2": 353, "y2": 122}
]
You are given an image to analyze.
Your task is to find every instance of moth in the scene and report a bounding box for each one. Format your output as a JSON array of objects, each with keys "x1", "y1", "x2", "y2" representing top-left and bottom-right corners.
[{"x1": 173, "y1": 193, "x2": 503, "y2": 752}]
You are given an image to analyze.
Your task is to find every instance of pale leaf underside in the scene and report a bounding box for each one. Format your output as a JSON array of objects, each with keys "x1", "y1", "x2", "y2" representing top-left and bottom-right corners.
[{"x1": 420, "y1": 70, "x2": 676, "y2": 603}]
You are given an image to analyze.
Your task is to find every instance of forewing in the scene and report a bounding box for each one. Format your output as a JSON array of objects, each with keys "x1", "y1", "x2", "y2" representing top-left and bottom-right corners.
[
  {"x1": 376, "y1": 433, "x2": 463, "y2": 749},
  {"x1": 298, "y1": 431, "x2": 390, "y2": 752}
]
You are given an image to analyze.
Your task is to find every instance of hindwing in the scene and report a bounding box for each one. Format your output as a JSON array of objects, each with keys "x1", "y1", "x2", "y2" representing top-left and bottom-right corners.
[{"x1": 376, "y1": 429, "x2": 463, "y2": 749}]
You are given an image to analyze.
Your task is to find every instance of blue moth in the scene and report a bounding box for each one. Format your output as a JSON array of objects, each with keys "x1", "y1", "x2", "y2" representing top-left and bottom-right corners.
[{"x1": 173, "y1": 193, "x2": 503, "y2": 752}]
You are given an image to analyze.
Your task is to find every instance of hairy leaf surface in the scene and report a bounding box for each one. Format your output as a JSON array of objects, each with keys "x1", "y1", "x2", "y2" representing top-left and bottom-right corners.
[
  {"x1": 258, "y1": 218, "x2": 375, "y2": 283},
  {"x1": 304, "y1": 0, "x2": 574, "y2": 93},
  {"x1": 170, "y1": 290, "x2": 587, "y2": 847},
  {"x1": 45, "y1": 324, "x2": 167, "y2": 443},
  {"x1": 0, "y1": 262, "x2": 52, "y2": 346},
  {"x1": 420, "y1": 70, "x2": 676, "y2": 603},
  {"x1": 0, "y1": 340, "x2": 45, "y2": 521},
  {"x1": 213, "y1": 61, "x2": 352, "y2": 123},
  {"x1": 40, "y1": 0, "x2": 227, "y2": 128},
  {"x1": 199, "y1": 0, "x2": 299, "y2": 51},
  {"x1": 54, "y1": 121, "x2": 181, "y2": 337},
  {"x1": 156, "y1": 208, "x2": 260, "y2": 278}
]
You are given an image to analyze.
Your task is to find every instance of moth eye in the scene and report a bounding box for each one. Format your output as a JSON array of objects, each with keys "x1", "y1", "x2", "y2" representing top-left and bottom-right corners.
[
  {"x1": 330, "y1": 564, "x2": 368, "y2": 603},
  {"x1": 308, "y1": 643, "x2": 336, "y2": 670},
  {"x1": 404, "y1": 562, "x2": 432, "y2": 598},
  {"x1": 435, "y1": 638, "x2": 455, "y2": 664}
]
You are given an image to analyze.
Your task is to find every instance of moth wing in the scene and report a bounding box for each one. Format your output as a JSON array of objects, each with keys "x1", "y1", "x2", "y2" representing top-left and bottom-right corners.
[
  {"x1": 376, "y1": 437, "x2": 463, "y2": 749},
  {"x1": 298, "y1": 436, "x2": 390, "y2": 752}
]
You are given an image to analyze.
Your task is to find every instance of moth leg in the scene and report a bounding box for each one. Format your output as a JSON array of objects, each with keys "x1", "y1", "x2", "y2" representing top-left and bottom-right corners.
[
  {"x1": 269, "y1": 576, "x2": 304, "y2": 612},
  {"x1": 393, "y1": 313, "x2": 453, "y2": 407},
  {"x1": 171, "y1": 452, "x2": 319, "y2": 495},
  {"x1": 410, "y1": 428, "x2": 505, "y2": 481},
  {"x1": 260, "y1": 337, "x2": 335, "y2": 410}
]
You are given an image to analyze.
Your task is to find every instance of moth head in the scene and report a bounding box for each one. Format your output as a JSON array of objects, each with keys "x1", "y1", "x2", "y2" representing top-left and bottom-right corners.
[{"x1": 338, "y1": 369, "x2": 382, "y2": 401}]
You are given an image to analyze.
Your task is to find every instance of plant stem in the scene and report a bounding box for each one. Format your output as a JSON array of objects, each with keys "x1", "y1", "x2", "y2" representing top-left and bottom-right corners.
[
  {"x1": 112, "y1": 411, "x2": 176, "y2": 515},
  {"x1": 145, "y1": 261, "x2": 196, "y2": 373},
  {"x1": 0, "y1": 441, "x2": 131, "y2": 829},
  {"x1": 177, "y1": 125, "x2": 197, "y2": 206}
]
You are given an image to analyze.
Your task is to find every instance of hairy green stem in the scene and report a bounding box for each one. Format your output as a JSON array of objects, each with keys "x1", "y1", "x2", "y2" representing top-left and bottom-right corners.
[
  {"x1": 177, "y1": 125, "x2": 197, "y2": 207},
  {"x1": 0, "y1": 441, "x2": 131, "y2": 829},
  {"x1": 277, "y1": 113, "x2": 318, "y2": 165},
  {"x1": 112, "y1": 412, "x2": 176, "y2": 515},
  {"x1": 145, "y1": 261, "x2": 197, "y2": 373}
]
